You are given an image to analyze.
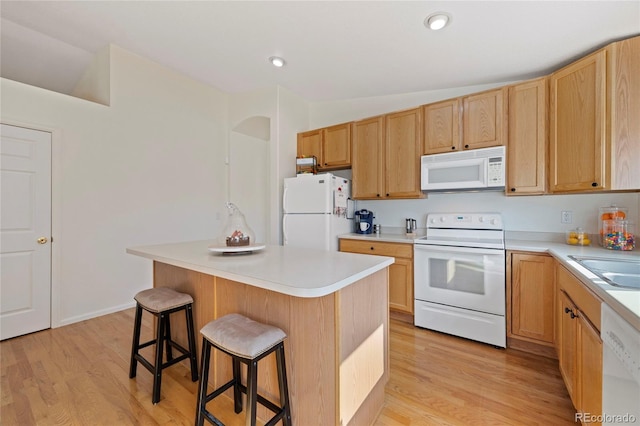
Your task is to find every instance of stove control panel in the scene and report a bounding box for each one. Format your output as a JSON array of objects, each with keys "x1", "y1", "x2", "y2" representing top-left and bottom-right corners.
[{"x1": 427, "y1": 213, "x2": 502, "y2": 230}]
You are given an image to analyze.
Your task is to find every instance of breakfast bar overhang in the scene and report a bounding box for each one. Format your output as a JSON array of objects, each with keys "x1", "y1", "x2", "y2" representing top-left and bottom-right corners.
[{"x1": 127, "y1": 240, "x2": 394, "y2": 425}]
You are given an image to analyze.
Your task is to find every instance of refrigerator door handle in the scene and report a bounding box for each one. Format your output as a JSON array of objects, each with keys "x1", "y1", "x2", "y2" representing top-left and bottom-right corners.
[
  {"x1": 282, "y1": 214, "x2": 288, "y2": 244},
  {"x1": 282, "y1": 187, "x2": 289, "y2": 213}
]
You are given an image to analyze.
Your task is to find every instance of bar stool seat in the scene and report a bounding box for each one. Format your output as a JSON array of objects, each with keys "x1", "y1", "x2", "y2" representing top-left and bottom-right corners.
[
  {"x1": 129, "y1": 287, "x2": 198, "y2": 404},
  {"x1": 196, "y1": 313, "x2": 292, "y2": 426}
]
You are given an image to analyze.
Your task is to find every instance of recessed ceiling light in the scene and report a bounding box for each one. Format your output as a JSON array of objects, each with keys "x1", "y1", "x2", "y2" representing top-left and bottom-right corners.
[
  {"x1": 269, "y1": 56, "x2": 286, "y2": 67},
  {"x1": 425, "y1": 13, "x2": 450, "y2": 31}
]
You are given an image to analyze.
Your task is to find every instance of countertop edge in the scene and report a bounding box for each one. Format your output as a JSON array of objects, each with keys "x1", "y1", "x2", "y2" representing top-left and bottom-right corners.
[{"x1": 126, "y1": 246, "x2": 394, "y2": 298}]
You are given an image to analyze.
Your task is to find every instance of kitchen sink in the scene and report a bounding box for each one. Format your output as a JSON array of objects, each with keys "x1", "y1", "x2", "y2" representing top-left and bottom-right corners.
[{"x1": 569, "y1": 256, "x2": 640, "y2": 289}]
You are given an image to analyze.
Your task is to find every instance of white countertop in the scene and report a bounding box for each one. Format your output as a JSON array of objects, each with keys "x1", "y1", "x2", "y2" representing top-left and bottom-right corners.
[
  {"x1": 127, "y1": 240, "x2": 394, "y2": 298},
  {"x1": 340, "y1": 231, "x2": 422, "y2": 244}
]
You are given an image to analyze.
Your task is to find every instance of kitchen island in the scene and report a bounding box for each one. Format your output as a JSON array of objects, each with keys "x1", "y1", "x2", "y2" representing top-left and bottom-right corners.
[{"x1": 127, "y1": 240, "x2": 394, "y2": 426}]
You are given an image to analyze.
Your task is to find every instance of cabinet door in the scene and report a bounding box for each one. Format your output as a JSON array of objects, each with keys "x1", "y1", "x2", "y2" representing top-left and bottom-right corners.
[
  {"x1": 507, "y1": 78, "x2": 547, "y2": 195},
  {"x1": 558, "y1": 290, "x2": 578, "y2": 407},
  {"x1": 510, "y1": 253, "x2": 555, "y2": 344},
  {"x1": 384, "y1": 108, "x2": 423, "y2": 198},
  {"x1": 577, "y1": 313, "x2": 602, "y2": 422},
  {"x1": 609, "y1": 36, "x2": 640, "y2": 190},
  {"x1": 352, "y1": 116, "x2": 384, "y2": 199},
  {"x1": 423, "y1": 98, "x2": 461, "y2": 154},
  {"x1": 297, "y1": 129, "x2": 323, "y2": 166},
  {"x1": 322, "y1": 123, "x2": 351, "y2": 168},
  {"x1": 549, "y1": 49, "x2": 607, "y2": 192},
  {"x1": 389, "y1": 257, "x2": 413, "y2": 314},
  {"x1": 462, "y1": 88, "x2": 508, "y2": 150}
]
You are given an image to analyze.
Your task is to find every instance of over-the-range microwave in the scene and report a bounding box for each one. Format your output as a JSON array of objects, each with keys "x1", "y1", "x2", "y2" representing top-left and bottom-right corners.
[{"x1": 421, "y1": 146, "x2": 506, "y2": 192}]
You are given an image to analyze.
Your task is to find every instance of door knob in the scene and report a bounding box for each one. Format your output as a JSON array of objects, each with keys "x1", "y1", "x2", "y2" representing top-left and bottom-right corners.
[{"x1": 37, "y1": 237, "x2": 48, "y2": 244}]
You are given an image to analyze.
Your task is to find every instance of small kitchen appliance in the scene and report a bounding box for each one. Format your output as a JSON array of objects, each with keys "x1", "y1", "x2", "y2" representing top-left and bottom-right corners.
[
  {"x1": 413, "y1": 213, "x2": 506, "y2": 347},
  {"x1": 282, "y1": 173, "x2": 352, "y2": 251},
  {"x1": 355, "y1": 209, "x2": 374, "y2": 234}
]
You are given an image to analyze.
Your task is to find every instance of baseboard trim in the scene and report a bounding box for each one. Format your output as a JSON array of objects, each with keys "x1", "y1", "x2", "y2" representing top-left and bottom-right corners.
[{"x1": 56, "y1": 301, "x2": 136, "y2": 328}]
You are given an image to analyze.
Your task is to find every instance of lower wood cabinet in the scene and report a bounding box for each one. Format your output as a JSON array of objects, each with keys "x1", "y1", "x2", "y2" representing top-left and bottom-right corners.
[
  {"x1": 507, "y1": 252, "x2": 556, "y2": 356},
  {"x1": 556, "y1": 264, "x2": 603, "y2": 424},
  {"x1": 339, "y1": 239, "x2": 413, "y2": 316}
]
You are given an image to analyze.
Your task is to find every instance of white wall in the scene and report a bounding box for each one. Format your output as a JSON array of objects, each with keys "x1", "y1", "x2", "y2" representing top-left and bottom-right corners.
[
  {"x1": 1, "y1": 45, "x2": 229, "y2": 326},
  {"x1": 228, "y1": 85, "x2": 309, "y2": 245},
  {"x1": 356, "y1": 192, "x2": 639, "y2": 236}
]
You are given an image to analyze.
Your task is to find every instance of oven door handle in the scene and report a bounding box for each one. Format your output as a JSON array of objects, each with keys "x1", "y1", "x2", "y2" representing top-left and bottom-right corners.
[{"x1": 414, "y1": 244, "x2": 503, "y2": 257}]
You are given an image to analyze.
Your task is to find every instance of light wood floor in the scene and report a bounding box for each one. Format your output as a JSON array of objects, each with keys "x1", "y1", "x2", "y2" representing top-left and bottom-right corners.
[{"x1": 1, "y1": 309, "x2": 578, "y2": 425}]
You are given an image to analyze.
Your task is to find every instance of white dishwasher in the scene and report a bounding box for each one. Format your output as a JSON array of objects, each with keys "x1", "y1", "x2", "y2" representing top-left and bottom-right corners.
[{"x1": 601, "y1": 303, "x2": 640, "y2": 425}]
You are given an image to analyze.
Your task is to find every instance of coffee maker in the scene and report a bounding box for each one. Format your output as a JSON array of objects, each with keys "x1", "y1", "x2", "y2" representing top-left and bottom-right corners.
[{"x1": 355, "y1": 209, "x2": 375, "y2": 234}]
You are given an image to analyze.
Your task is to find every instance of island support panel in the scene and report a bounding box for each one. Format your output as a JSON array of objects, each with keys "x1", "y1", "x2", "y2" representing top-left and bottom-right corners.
[{"x1": 153, "y1": 261, "x2": 389, "y2": 425}]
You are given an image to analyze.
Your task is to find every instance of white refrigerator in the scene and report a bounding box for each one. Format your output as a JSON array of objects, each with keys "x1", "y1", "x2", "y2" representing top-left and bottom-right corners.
[{"x1": 283, "y1": 174, "x2": 352, "y2": 251}]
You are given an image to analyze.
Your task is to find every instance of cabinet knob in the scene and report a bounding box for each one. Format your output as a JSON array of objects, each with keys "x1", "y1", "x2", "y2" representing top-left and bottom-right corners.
[
  {"x1": 376, "y1": 194, "x2": 380, "y2": 197},
  {"x1": 464, "y1": 144, "x2": 469, "y2": 149},
  {"x1": 510, "y1": 188, "x2": 516, "y2": 192},
  {"x1": 564, "y1": 307, "x2": 571, "y2": 314},
  {"x1": 592, "y1": 182, "x2": 598, "y2": 187},
  {"x1": 570, "y1": 312, "x2": 577, "y2": 319},
  {"x1": 370, "y1": 247, "x2": 374, "y2": 251},
  {"x1": 451, "y1": 146, "x2": 456, "y2": 150},
  {"x1": 386, "y1": 193, "x2": 389, "y2": 197}
]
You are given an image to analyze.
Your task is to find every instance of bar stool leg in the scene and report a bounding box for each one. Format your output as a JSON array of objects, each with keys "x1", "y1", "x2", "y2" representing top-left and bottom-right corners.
[
  {"x1": 185, "y1": 304, "x2": 199, "y2": 382},
  {"x1": 246, "y1": 360, "x2": 258, "y2": 426},
  {"x1": 196, "y1": 339, "x2": 212, "y2": 426},
  {"x1": 164, "y1": 312, "x2": 173, "y2": 361},
  {"x1": 152, "y1": 312, "x2": 166, "y2": 404},
  {"x1": 129, "y1": 304, "x2": 143, "y2": 378},
  {"x1": 233, "y1": 357, "x2": 242, "y2": 414},
  {"x1": 276, "y1": 343, "x2": 292, "y2": 426}
]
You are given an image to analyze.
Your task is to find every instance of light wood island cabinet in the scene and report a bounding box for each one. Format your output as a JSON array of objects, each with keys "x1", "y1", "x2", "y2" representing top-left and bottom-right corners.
[
  {"x1": 556, "y1": 264, "x2": 603, "y2": 424},
  {"x1": 340, "y1": 239, "x2": 414, "y2": 318},
  {"x1": 507, "y1": 252, "x2": 556, "y2": 357},
  {"x1": 549, "y1": 35, "x2": 640, "y2": 193},
  {"x1": 507, "y1": 78, "x2": 547, "y2": 195}
]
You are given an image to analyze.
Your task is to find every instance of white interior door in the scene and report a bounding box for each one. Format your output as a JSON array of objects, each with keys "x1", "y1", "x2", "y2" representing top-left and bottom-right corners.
[{"x1": 1, "y1": 124, "x2": 52, "y2": 340}]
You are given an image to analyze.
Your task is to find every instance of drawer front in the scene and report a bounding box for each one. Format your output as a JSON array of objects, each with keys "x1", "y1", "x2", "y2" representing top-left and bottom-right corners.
[{"x1": 340, "y1": 239, "x2": 413, "y2": 258}]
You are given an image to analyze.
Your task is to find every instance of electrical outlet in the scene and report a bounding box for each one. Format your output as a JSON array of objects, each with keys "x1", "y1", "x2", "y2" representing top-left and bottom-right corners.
[{"x1": 561, "y1": 211, "x2": 573, "y2": 224}]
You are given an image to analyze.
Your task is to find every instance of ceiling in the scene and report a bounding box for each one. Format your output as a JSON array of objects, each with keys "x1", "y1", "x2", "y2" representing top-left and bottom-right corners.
[{"x1": 1, "y1": 1, "x2": 639, "y2": 102}]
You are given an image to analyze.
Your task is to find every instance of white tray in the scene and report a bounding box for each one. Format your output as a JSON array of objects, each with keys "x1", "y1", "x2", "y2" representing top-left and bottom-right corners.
[{"x1": 208, "y1": 244, "x2": 265, "y2": 255}]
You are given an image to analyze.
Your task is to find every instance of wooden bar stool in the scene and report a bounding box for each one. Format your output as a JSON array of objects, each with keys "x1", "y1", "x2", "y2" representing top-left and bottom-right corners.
[
  {"x1": 196, "y1": 313, "x2": 292, "y2": 426},
  {"x1": 129, "y1": 287, "x2": 198, "y2": 404}
]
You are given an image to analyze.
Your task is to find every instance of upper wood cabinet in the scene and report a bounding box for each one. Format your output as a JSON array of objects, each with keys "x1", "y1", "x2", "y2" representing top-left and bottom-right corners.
[
  {"x1": 352, "y1": 109, "x2": 423, "y2": 199},
  {"x1": 549, "y1": 35, "x2": 640, "y2": 193},
  {"x1": 463, "y1": 87, "x2": 508, "y2": 150},
  {"x1": 352, "y1": 116, "x2": 385, "y2": 199},
  {"x1": 422, "y1": 99, "x2": 461, "y2": 154},
  {"x1": 385, "y1": 108, "x2": 423, "y2": 198},
  {"x1": 297, "y1": 129, "x2": 322, "y2": 164},
  {"x1": 297, "y1": 122, "x2": 351, "y2": 170},
  {"x1": 422, "y1": 88, "x2": 507, "y2": 154},
  {"x1": 322, "y1": 123, "x2": 351, "y2": 168},
  {"x1": 507, "y1": 78, "x2": 547, "y2": 195}
]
